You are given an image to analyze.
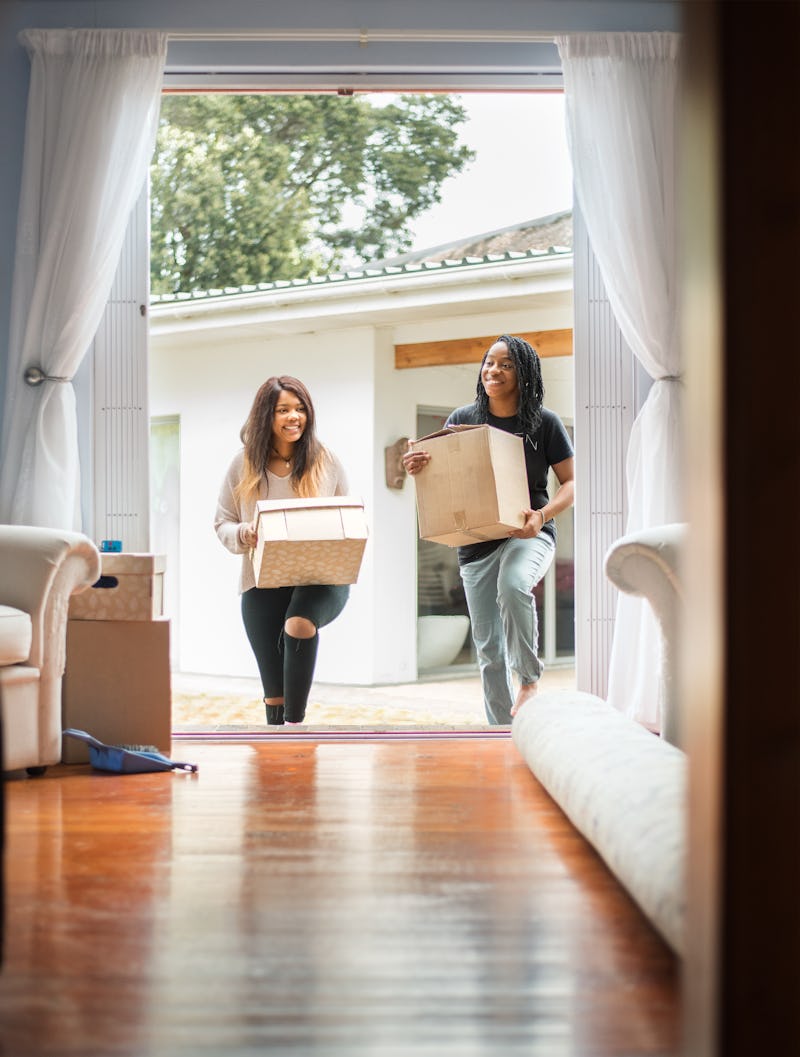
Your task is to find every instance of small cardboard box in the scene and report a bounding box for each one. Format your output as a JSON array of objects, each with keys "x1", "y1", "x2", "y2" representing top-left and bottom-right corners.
[
  {"x1": 410, "y1": 424, "x2": 529, "y2": 546},
  {"x1": 68, "y1": 553, "x2": 165, "y2": 621},
  {"x1": 252, "y1": 496, "x2": 368, "y2": 588}
]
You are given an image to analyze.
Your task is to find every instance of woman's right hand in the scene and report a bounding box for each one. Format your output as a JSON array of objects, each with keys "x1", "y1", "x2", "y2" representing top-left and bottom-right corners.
[
  {"x1": 401, "y1": 444, "x2": 431, "y2": 477},
  {"x1": 240, "y1": 521, "x2": 258, "y2": 548}
]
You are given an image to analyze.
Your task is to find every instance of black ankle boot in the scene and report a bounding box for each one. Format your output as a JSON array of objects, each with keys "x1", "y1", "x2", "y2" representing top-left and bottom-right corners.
[{"x1": 265, "y1": 703, "x2": 285, "y2": 726}]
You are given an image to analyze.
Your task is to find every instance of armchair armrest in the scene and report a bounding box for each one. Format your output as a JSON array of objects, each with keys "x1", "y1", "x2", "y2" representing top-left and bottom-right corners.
[
  {"x1": 0, "y1": 526, "x2": 100, "y2": 770},
  {"x1": 604, "y1": 523, "x2": 687, "y2": 747},
  {"x1": 0, "y1": 526, "x2": 101, "y2": 673}
]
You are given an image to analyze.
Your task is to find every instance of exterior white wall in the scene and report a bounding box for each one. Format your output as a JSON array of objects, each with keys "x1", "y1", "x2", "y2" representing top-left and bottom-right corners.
[
  {"x1": 150, "y1": 297, "x2": 573, "y2": 685},
  {"x1": 149, "y1": 325, "x2": 374, "y2": 684}
]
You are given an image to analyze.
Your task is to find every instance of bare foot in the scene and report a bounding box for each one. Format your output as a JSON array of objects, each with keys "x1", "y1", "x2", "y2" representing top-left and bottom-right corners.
[{"x1": 511, "y1": 682, "x2": 538, "y2": 717}]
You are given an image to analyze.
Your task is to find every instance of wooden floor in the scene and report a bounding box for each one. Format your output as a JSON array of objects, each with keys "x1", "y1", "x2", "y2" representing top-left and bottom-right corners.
[{"x1": 1, "y1": 736, "x2": 679, "y2": 1056}]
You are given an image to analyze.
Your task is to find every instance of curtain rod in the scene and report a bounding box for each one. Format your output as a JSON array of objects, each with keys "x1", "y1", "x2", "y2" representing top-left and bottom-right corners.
[{"x1": 164, "y1": 29, "x2": 557, "y2": 44}]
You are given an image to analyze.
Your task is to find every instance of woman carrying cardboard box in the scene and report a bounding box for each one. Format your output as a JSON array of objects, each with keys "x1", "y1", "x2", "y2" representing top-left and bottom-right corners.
[
  {"x1": 215, "y1": 376, "x2": 350, "y2": 726},
  {"x1": 403, "y1": 335, "x2": 575, "y2": 725}
]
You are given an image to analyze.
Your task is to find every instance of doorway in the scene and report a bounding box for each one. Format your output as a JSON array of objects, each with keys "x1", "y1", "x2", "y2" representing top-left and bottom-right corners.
[
  {"x1": 144, "y1": 89, "x2": 576, "y2": 731},
  {"x1": 149, "y1": 415, "x2": 180, "y2": 668},
  {"x1": 415, "y1": 407, "x2": 474, "y2": 676}
]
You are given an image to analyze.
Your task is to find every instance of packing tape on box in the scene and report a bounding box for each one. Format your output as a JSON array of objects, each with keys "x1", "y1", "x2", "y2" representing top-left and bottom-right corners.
[{"x1": 448, "y1": 447, "x2": 467, "y2": 529}]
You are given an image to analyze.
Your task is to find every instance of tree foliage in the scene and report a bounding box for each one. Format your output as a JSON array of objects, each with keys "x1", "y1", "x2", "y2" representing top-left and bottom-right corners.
[{"x1": 150, "y1": 94, "x2": 475, "y2": 295}]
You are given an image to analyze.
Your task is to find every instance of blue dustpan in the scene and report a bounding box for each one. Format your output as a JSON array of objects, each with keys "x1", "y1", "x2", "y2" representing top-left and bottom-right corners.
[{"x1": 63, "y1": 729, "x2": 198, "y2": 773}]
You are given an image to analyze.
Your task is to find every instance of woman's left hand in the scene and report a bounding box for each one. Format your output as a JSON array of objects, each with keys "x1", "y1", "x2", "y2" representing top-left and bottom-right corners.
[{"x1": 509, "y1": 509, "x2": 543, "y2": 539}]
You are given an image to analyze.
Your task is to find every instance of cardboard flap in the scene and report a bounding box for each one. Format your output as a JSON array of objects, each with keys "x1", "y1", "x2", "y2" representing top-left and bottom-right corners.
[
  {"x1": 286, "y1": 508, "x2": 346, "y2": 541},
  {"x1": 255, "y1": 496, "x2": 364, "y2": 515},
  {"x1": 255, "y1": 496, "x2": 368, "y2": 543},
  {"x1": 100, "y1": 552, "x2": 167, "y2": 574},
  {"x1": 411, "y1": 424, "x2": 481, "y2": 445},
  {"x1": 339, "y1": 506, "x2": 370, "y2": 539}
]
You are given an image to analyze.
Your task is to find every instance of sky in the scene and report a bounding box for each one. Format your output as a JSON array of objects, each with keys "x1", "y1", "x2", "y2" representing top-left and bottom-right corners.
[{"x1": 406, "y1": 92, "x2": 573, "y2": 253}]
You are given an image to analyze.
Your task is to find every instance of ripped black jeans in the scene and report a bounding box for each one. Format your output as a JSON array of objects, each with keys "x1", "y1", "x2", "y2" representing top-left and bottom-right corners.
[{"x1": 241, "y1": 584, "x2": 350, "y2": 723}]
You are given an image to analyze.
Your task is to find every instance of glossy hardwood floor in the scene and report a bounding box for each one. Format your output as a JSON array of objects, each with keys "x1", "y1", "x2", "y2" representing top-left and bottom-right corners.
[{"x1": 1, "y1": 737, "x2": 679, "y2": 1056}]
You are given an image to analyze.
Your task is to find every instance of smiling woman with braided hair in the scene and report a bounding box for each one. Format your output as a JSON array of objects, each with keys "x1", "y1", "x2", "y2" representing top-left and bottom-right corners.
[{"x1": 403, "y1": 335, "x2": 575, "y2": 725}]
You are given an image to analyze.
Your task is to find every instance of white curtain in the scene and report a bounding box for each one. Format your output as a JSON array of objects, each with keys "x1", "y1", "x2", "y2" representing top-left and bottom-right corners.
[
  {"x1": 0, "y1": 29, "x2": 167, "y2": 530},
  {"x1": 556, "y1": 33, "x2": 682, "y2": 732}
]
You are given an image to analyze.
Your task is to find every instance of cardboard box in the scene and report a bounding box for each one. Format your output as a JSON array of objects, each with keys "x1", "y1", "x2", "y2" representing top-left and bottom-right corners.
[
  {"x1": 62, "y1": 618, "x2": 171, "y2": 763},
  {"x1": 252, "y1": 496, "x2": 368, "y2": 588},
  {"x1": 411, "y1": 424, "x2": 529, "y2": 546},
  {"x1": 68, "y1": 553, "x2": 165, "y2": 621}
]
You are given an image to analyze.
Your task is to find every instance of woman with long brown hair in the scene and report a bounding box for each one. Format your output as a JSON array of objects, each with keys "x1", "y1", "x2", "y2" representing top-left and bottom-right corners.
[{"x1": 215, "y1": 376, "x2": 350, "y2": 726}]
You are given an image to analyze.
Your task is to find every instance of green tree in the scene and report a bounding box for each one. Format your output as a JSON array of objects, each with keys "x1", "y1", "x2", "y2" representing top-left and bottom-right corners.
[{"x1": 150, "y1": 94, "x2": 475, "y2": 295}]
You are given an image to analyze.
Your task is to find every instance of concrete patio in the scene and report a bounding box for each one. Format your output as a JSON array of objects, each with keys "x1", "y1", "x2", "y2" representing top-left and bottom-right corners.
[{"x1": 171, "y1": 665, "x2": 577, "y2": 732}]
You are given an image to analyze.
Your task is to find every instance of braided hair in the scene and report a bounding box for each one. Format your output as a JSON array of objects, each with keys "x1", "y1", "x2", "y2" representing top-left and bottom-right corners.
[{"x1": 474, "y1": 334, "x2": 545, "y2": 438}]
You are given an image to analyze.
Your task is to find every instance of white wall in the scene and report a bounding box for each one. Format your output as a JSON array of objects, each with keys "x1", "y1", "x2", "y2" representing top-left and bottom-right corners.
[
  {"x1": 150, "y1": 299, "x2": 573, "y2": 685},
  {"x1": 150, "y1": 325, "x2": 375, "y2": 683}
]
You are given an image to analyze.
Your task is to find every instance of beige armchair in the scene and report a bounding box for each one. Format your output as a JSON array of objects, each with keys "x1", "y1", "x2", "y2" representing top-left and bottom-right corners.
[{"x1": 0, "y1": 526, "x2": 100, "y2": 774}]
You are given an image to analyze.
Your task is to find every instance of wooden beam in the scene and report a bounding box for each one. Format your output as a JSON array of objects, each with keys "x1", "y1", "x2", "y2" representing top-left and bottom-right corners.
[{"x1": 395, "y1": 329, "x2": 573, "y2": 369}]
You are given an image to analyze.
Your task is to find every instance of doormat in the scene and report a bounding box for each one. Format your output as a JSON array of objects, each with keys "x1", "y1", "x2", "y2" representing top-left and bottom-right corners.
[{"x1": 172, "y1": 728, "x2": 509, "y2": 742}]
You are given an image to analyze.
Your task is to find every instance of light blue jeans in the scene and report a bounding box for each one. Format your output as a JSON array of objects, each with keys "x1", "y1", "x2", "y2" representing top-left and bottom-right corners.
[{"x1": 459, "y1": 534, "x2": 556, "y2": 725}]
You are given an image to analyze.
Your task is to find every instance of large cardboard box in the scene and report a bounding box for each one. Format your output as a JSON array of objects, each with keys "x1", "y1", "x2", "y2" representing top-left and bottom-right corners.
[
  {"x1": 62, "y1": 618, "x2": 171, "y2": 763},
  {"x1": 410, "y1": 424, "x2": 529, "y2": 546},
  {"x1": 252, "y1": 496, "x2": 368, "y2": 588},
  {"x1": 68, "y1": 553, "x2": 165, "y2": 621}
]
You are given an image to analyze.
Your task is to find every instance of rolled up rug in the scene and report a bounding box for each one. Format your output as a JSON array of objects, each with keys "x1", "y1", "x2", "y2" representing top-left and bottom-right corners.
[{"x1": 511, "y1": 690, "x2": 686, "y2": 954}]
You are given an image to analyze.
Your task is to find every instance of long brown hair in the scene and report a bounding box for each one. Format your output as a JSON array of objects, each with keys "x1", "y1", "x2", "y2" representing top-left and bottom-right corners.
[{"x1": 234, "y1": 375, "x2": 330, "y2": 505}]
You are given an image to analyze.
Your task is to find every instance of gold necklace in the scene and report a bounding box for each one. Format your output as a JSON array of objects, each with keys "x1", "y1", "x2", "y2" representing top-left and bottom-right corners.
[{"x1": 271, "y1": 447, "x2": 292, "y2": 469}]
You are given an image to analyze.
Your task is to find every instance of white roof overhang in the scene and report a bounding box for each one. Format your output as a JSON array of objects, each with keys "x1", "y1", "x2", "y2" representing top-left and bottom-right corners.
[{"x1": 149, "y1": 253, "x2": 573, "y2": 345}]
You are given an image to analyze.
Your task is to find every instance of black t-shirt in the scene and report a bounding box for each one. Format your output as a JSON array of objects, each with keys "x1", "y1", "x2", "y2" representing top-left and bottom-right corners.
[{"x1": 444, "y1": 403, "x2": 574, "y2": 565}]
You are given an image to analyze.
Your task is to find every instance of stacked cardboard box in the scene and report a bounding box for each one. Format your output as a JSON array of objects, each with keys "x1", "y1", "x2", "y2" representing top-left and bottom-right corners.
[
  {"x1": 64, "y1": 552, "x2": 170, "y2": 763},
  {"x1": 68, "y1": 553, "x2": 165, "y2": 621},
  {"x1": 62, "y1": 618, "x2": 171, "y2": 763}
]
